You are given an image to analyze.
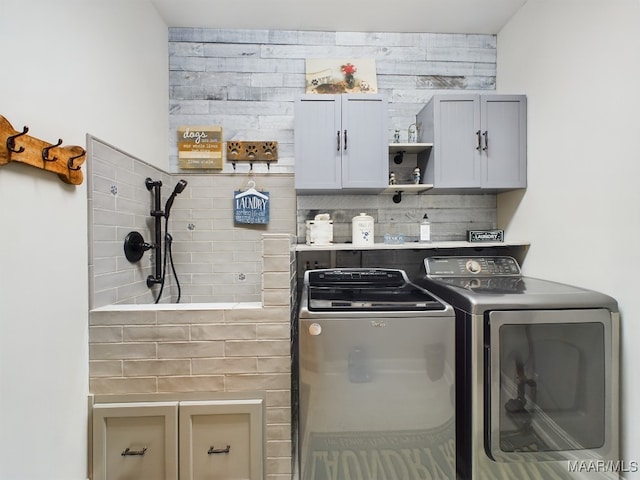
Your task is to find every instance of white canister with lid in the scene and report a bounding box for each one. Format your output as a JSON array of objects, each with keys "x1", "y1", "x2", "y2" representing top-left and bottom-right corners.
[{"x1": 352, "y1": 213, "x2": 374, "y2": 246}]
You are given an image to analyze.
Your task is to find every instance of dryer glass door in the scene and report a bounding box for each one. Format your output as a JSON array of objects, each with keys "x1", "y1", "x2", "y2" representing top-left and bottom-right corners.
[{"x1": 487, "y1": 309, "x2": 613, "y2": 462}]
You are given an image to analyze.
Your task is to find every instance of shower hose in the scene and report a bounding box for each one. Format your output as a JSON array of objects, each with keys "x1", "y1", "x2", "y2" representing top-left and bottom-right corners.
[{"x1": 153, "y1": 216, "x2": 182, "y2": 304}]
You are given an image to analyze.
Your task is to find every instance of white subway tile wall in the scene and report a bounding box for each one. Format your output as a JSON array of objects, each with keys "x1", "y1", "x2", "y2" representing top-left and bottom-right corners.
[{"x1": 88, "y1": 137, "x2": 296, "y2": 307}]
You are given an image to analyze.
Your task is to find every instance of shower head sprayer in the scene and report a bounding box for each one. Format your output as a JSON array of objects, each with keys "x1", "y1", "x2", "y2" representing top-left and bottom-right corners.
[
  {"x1": 174, "y1": 179, "x2": 188, "y2": 194},
  {"x1": 164, "y1": 179, "x2": 188, "y2": 218}
]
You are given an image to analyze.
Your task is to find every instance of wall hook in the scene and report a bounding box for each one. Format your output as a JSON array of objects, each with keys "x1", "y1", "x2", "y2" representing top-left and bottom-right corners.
[
  {"x1": 42, "y1": 138, "x2": 63, "y2": 162},
  {"x1": 6, "y1": 126, "x2": 29, "y2": 153},
  {"x1": 392, "y1": 190, "x2": 403, "y2": 203},
  {"x1": 0, "y1": 115, "x2": 85, "y2": 185},
  {"x1": 67, "y1": 149, "x2": 85, "y2": 171}
]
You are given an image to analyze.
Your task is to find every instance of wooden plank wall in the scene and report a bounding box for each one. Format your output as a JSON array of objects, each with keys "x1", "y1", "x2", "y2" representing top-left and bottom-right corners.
[{"x1": 168, "y1": 28, "x2": 497, "y2": 174}]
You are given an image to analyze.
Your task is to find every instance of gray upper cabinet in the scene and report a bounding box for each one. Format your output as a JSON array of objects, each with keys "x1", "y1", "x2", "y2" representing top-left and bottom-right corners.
[
  {"x1": 294, "y1": 94, "x2": 389, "y2": 192},
  {"x1": 418, "y1": 94, "x2": 527, "y2": 190}
]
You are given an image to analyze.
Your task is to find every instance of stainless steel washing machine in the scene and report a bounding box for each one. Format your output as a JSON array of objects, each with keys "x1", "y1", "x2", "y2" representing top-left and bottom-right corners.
[
  {"x1": 416, "y1": 256, "x2": 620, "y2": 480},
  {"x1": 295, "y1": 268, "x2": 456, "y2": 480}
]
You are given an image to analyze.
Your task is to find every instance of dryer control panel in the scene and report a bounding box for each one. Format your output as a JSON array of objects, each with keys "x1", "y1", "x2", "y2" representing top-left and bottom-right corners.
[{"x1": 425, "y1": 256, "x2": 521, "y2": 277}]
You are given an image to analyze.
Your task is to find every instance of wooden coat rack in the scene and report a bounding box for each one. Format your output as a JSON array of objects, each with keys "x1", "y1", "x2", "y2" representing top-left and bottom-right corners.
[{"x1": 0, "y1": 114, "x2": 86, "y2": 185}]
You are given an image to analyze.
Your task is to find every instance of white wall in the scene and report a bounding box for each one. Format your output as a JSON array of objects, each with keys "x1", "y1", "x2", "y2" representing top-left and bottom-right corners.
[
  {"x1": 0, "y1": 1, "x2": 168, "y2": 478},
  {"x1": 497, "y1": 0, "x2": 640, "y2": 475}
]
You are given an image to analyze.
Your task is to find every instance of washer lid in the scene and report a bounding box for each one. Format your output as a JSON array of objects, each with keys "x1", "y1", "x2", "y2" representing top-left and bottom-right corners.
[
  {"x1": 307, "y1": 283, "x2": 446, "y2": 311},
  {"x1": 304, "y1": 268, "x2": 446, "y2": 311}
]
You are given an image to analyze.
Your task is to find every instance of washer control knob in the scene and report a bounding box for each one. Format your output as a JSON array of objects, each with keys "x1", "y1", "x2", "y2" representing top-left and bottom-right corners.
[
  {"x1": 465, "y1": 259, "x2": 482, "y2": 274},
  {"x1": 308, "y1": 323, "x2": 322, "y2": 336}
]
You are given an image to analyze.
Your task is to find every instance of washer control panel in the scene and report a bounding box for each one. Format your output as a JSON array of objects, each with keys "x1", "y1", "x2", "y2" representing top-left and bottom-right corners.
[{"x1": 425, "y1": 256, "x2": 521, "y2": 277}]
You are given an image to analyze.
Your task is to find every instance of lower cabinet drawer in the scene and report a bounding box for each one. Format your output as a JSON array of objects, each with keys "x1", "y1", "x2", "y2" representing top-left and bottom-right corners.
[
  {"x1": 92, "y1": 402, "x2": 179, "y2": 480},
  {"x1": 91, "y1": 397, "x2": 264, "y2": 480},
  {"x1": 179, "y1": 400, "x2": 264, "y2": 480}
]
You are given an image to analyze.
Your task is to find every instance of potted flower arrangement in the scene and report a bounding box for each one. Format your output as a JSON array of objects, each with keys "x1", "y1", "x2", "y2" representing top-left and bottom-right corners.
[{"x1": 341, "y1": 62, "x2": 357, "y2": 89}]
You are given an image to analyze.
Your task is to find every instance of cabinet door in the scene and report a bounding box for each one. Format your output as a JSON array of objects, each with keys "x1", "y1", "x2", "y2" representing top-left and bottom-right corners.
[
  {"x1": 294, "y1": 94, "x2": 388, "y2": 191},
  {"x1": 179, "y1": 399, "x2": 264, "y2": 480},
  {"x1": 294, "y1": 95, "x2": 342, "y2": 190},
  {"x1": 92, "y1": 402, "x2": 179, "y2": 480},
  {"x1": 431, "y1": 95, "x2": 482, "y2": 188},
  {"x1": 480, "y1": 95, "x2": 527, "y2": 189},
  {"x1": 340, "y1": 94, "x2": 389, "y2": 189}
]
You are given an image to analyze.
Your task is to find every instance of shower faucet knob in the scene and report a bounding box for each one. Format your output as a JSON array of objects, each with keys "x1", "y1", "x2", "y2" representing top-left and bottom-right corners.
[{"x1": 124, "y1": 231, "x2": 153, "y2": 262}]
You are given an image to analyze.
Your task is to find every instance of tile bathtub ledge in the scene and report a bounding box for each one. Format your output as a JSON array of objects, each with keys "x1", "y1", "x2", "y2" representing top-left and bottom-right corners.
[{"x1": 90, "y1": 302, "x2": 263, "y2": 312}]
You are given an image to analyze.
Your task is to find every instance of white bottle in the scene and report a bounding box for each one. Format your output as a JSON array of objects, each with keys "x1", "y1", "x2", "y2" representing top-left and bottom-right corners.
[
  {"x1": 352, "y1": 213, "x2": 374, "y2": 246},
  {"x1": 420, "y1": 214, "x2": 431, "y2": 242}
]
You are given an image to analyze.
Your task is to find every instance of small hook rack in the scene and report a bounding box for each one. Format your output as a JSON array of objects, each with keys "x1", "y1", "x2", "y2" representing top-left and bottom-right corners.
[
  {"x1": 1, "y1": 114, "x2": 86, "y2": 185},
  {"x1": 227, "y1": 141, "x2": 277, "y2": 172}
]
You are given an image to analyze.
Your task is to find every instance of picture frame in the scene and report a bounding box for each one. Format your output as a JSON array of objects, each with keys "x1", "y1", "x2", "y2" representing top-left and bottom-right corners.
[{"x1": 305, "y1": 58, "x2": 378, "y2": 94}]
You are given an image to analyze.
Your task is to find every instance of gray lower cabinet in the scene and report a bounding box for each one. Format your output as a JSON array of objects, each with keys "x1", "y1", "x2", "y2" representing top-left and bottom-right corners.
[
  {"x1": 294, "y1": 94, "x2": 388, "y2": 192},
  {"x1": 418, "y1": 94, "x2": 527, "y2": 190},
  {"x1": 92, "y1": 399, "x2": 263, "y2": 480}
]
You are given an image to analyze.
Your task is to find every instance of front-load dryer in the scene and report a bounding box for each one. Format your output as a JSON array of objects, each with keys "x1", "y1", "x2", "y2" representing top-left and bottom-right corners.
[{"x1": 415, "y1": 256, "x2": 620, "y2": 480}]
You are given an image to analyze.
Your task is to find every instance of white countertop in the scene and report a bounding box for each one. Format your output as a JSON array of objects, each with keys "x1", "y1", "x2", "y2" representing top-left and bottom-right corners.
[{"x1": 295, "y1": 240, "x2": 529, "y2": 251}]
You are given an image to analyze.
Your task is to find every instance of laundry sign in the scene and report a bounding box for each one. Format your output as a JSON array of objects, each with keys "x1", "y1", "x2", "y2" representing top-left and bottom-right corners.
[{"x1": 234, "y1": 182, "x2": 270, "y2": 224}]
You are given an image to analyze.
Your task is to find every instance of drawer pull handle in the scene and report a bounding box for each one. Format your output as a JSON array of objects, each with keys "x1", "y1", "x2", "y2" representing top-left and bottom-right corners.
[
  {"x1": 476, "y1": 130, "x2": 482, "y2": 151},
  {"x1": 208, "y1": 445, "x2": 231, "y2": 455},
  {"x1": 121, "y1": 447, "x2": 147, "y2": 457}
]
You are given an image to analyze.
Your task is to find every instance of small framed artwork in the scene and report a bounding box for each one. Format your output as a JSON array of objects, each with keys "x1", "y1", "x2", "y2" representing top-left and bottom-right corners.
[{"x1": 305, "y1": 58, "x2": 378, "y2": 94}]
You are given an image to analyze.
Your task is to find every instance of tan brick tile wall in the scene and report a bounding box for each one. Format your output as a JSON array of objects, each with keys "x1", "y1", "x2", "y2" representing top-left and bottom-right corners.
[
  {"x1": 157, "y1": 308, "x2": 225, "y2": 324},
  {"x1": 88, "y1": 234, "x2": 295, "y2": 479},
  {"x1": 257, "y1": 357, "x2": 290, "y2": 373},
  {"x1": 123, "y1": 359, "x2": 191, "y2": 376},
  {"x1": 192, "y1": 357, "x2": 258, "y2": 375},
  {"x1": 89, "y1": 326, "x2": 123, "y2": 343},
  {"x1": 263, "y1": 288, "x2": 290, "y2": 306},
  {"x1": 191, "y1": 323, "x2": 257, "y2": 341},
  {"x1": 90, "y1": 377, "x2": 157, "y2": 394},
  {"x1": 90, "y1": 342, "x2": 156, "y2": 360},
  {"x1": 124, "y1": 325, "x2": 190, "y2": 342},
  {"x1": 89, "y1": 360, "x2": 123, "y2": 377},
  {"x1": 157, "y1": 375, "x2": 225, "y2": 392},
  {"x1": 157, "y1": 341, "x2": 225, "y2": 358},
  {"x1": 225, "y1": 340, "x2": 289, "y2": 357},
  {"x1": 257, "y1": 323, "x2": 290, "y2": 339}
]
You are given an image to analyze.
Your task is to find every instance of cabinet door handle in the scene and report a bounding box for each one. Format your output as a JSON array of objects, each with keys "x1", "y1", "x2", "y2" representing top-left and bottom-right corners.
[
  {"x1": 476, "y1": 130, "x2": 482, "y2": 151},
  {"x1": 336, "y1": 130, "x2": 340, "y2": 151},
  {"x1": 343, "y1": 130, "x2": 348, "y2": 150},
  {"x1": 208, "y1": 445, "x2": 231, "y2": 455},
  {"x1": 483, "y1": 131, "x2": 488, "y2": 151},
  {"x1": 121, "y1": 447, "x2": 147, "y2": 456}
]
